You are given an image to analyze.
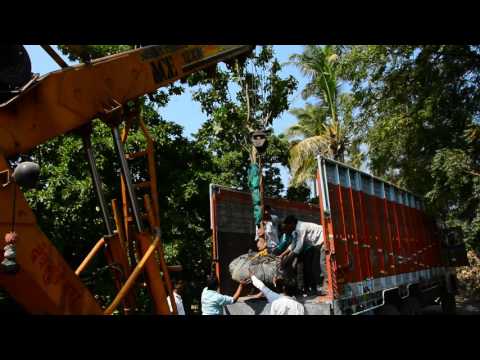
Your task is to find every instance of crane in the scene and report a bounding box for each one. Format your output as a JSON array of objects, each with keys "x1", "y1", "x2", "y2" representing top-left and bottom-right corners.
[{"x1": 0, "y1": 45, "x2": 253, "y2": 314}]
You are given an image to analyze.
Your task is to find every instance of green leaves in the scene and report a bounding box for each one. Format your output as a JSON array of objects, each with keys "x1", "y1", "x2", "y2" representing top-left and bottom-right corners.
[
  {"x1": 427, "y1": 148, "x2": 480, "y2": 247},
  {"x1": 287, "y1": 44, "x2": 480, "y2": 251},
  {"x1": 338, "y1": 45, "x2": 480, "y2": 251},
  {"x1": 286, "y1": 46, "x2": 359, "y2": 188},
  {"x1": 191, "y1": 46, "x2": 297, "y2": 197},
  {"x1": 57, "y1": 45, "x2": 134, "y2": 62}
]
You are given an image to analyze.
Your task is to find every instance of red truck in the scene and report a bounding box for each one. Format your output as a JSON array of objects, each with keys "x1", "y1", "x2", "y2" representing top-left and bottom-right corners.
[{"x1": 209, "y1": 156, "x2": 468, "y2": 315}]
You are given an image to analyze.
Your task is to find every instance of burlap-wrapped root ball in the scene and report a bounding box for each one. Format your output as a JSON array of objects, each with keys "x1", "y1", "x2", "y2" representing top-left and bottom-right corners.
[{"x1": 229, "y1": 251, "x2": 284, "y2": 286}]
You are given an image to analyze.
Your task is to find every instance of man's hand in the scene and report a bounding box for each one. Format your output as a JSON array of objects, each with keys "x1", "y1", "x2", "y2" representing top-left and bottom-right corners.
[
  {"x1": 257, "y1": 227, "x2": 266, "y2": 238},
  {"x1": 4, "y1": 232, "x2": 18, "y2": 245},
  {"x1": 252, "y1": 292, "x2": 264, "y2": 299},
  {"x1": 250, "y1": 274, "x2": 263, "y2": 289},
  {"x1": 233, "y1": 279, "x2": 247, "y2": 302}
]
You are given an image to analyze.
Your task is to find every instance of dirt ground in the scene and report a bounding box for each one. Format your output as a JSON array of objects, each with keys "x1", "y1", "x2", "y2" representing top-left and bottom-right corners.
[
  {"x1": 454, "y1": 295, "x2": 480, "y2": 315},
  {"x1": 422, "y1": 295, "x2": 480, "y2": 315},
  {"x1": 422, "y1": 250, "x2": 480, "y2": 315}
]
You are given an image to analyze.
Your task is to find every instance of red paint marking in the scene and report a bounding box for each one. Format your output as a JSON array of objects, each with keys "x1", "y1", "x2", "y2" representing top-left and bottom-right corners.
[{"x1": 30, "y1": 243, "x2": 83, "y2": 307}]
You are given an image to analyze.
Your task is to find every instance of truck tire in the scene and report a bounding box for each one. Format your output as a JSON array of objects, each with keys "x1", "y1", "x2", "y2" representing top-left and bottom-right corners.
[
  {"x1": 375, "y1": 304, "x2": 400, "y2": 315},
  {"x1": 441, "y1": 293, "x2": 457, "y2": 314},
  {"x1": 399, "y1": 297, "x2": 422, "y2": 315}
]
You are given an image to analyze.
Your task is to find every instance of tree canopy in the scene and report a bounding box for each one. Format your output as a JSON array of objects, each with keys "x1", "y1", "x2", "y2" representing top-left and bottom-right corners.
[
  {"x1": 336, "y1": 45, "x2": 480, "y2": 250},
  {"x1": 284, "y1": 45, "x2": 479, "y2": 250},
  {"x1": 189, "y1": 45, "x2": 297, "y2": 197},
  {"x1": 6, "y1": 44, "x2": 479, "y2": 312}
]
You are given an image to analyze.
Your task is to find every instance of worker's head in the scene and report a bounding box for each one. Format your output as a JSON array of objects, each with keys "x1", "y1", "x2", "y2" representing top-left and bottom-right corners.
[
  {"x1": 274, "y1": 277, "x2": 297, "y2": 297},
  {"x1": 206, "y1": 274, "x2": 219, "y2": 291},
  {"x1": 282, "y1": 215, "x2": 298, "y2": 234},
  {"x1": 174, "y1": 279, "x2": 185, "y2": 295},
  {"x1": 264, "y1": 205, "x2": 273, "y2": 220},
  {"x1": 256, "y1": 236, "x2": 267, "y2": 251}
]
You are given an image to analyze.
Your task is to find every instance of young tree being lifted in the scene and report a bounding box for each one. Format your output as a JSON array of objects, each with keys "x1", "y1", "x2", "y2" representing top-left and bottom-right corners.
[
  {"x1": 235, "y1": 60, "x2": 272, "y2": 248},
  {"x1": 234, "y1": 50, "x2": 294, "y2": 250},
  {"x1": 189, "y1": 46, "x2": 297, "y2": 248}
]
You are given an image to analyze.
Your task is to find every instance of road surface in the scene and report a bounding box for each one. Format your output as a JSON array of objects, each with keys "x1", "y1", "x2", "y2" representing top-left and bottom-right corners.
[{"x1": 422, "y1": 296, "x2": 480, "y2": 315}]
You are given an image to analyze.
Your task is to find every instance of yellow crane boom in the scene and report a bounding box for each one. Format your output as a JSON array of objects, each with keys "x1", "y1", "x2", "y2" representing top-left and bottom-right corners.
[
  {"x1": 0, "y1": 45, "x2": 252, "y2": 158},
  {"x1": 0, "y1": 45, "x2": 253, "y2": 314}
]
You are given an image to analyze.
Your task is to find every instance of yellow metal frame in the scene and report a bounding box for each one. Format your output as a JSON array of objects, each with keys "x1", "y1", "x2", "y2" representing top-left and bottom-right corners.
[
  {"x1": 115, "y1": 104, "x2": 177, "y2": 315},
  {"x1": 0, "y1": 45, "x2": 253, "y2": 314}
]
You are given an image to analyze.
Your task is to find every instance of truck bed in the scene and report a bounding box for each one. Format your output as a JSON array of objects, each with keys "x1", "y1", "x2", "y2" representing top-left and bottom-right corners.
[{"x1": 210, "y1": 153, "x2": 458, "y2": 315}]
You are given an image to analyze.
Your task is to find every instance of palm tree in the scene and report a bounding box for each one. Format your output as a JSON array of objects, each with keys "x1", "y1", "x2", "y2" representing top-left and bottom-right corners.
[
  {"x1": 286, "y1": 46, "x2": 353, "y2": 187},
  {"x1": 286, "y1": 104, "x2": 327, "y2": 186},
  {"x1": 290, "y1": 45, "x2": 340, "y2": 123}
]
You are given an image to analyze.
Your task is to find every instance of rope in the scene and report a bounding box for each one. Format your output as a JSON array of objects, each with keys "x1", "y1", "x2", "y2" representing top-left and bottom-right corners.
[
  {"x1": 11, "y1": 183, "x2": 16, "y2": 232},
  {"x1": 1, "y1": 182, "x2": 19, "y2": 273}
]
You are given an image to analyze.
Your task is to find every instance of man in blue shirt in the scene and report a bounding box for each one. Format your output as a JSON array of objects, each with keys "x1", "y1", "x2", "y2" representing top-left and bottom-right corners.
[
  {"x1": 273, "y1": 231, "x2": 293, "y2": 256},
  {"x1": 201, "y1": 274, "x2": 245, "y2": 315}
]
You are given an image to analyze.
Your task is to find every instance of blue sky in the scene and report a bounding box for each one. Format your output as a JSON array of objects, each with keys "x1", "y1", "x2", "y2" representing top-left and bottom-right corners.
[{"x1": 25, "y1": 45, "x2": 310, "y2": 193}]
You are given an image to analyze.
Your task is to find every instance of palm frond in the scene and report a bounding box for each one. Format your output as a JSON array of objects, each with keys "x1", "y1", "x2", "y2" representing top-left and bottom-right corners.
[
  {"x1": 290, "y1": 155, "x2": 318, "y2": 187},
  {"x1": 286, "y1": 45, "x2": 358, "y2": 183},
  {"x1": 284, "y1": 124, "x2": 307, "y2": 139},
  {"x1": 289, "y1": 135, "x2": 330, "y2": 173}
]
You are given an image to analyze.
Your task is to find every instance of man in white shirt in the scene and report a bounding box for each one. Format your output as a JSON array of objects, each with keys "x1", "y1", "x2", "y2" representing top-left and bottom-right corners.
[
  {"x1": 250, "y1": 274, "x2": 304, "y2": 315},
  {"x1": 255, "y1": 205, "x2": 280, "y2": 253},
  {"x1": 279, "y1": 215, "x2": 327, "y2": 296},
  {"x1": 167, "y1": 280, "x2": 186, "y2": 315}
]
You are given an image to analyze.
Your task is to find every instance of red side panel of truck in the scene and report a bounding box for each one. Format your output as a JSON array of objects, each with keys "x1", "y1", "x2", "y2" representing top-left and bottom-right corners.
[{"x1": 317, "y1": 156, "x2": 445, "y2": 299}]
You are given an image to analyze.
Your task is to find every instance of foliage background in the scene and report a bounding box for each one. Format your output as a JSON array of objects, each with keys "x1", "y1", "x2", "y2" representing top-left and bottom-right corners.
[{"x1": 3, "y1": 45, "x2": 479, "y2": 312}]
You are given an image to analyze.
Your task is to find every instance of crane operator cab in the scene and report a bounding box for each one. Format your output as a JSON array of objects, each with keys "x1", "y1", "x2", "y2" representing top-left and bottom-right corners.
[{"x1": 0, "y1": 45, "x2": 35, "y2": 105}]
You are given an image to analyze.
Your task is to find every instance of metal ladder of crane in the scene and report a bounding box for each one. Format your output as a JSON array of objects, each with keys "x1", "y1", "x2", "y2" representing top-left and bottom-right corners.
[
  {"x1": 75, "y1": 100, "x2": 178, "y2": 315},
  {"x1": 121, "y1": 103, "x2": 177, "y2": 313}
]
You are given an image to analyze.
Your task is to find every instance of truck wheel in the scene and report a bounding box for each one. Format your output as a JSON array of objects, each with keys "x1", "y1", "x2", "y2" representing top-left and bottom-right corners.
[
  {"x1": 375, "y1": 304, "x2": 400, "y2": 315},
  {"x1": 399, "y1": 297, "x2": 422, "y2": 315},
  {"x1": 441, "y1": 293, "x2": 457, "y2": 314}
]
